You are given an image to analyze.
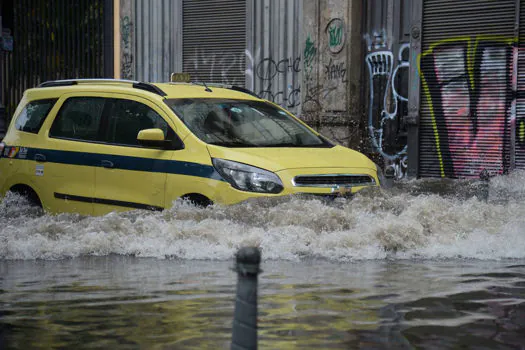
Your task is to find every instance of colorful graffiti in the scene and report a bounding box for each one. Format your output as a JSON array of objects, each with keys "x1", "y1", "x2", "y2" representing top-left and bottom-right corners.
[
  {"x1": 419, "y1": 36, "x2": 517, "y2": 178},
  {"x1": 365, "y1": 30, "x2": 410, "y2": 178}
]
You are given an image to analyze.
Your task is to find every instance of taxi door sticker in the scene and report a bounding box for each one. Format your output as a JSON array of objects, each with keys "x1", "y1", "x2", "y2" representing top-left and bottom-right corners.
[
  {"x1": 18, "y1": 148, "x2": 28, "y2": 159},
  {"x1": 7, "y1": 147, "x2": 19, "y2": 158},
  {"x1": 35, "y1": 165, "x2": 44, "y2": 176}
]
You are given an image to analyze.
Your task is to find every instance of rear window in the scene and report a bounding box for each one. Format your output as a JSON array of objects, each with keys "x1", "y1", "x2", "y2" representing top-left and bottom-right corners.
[{"x1": 14, "y1": 99, "x2": 57, "y2": 134}]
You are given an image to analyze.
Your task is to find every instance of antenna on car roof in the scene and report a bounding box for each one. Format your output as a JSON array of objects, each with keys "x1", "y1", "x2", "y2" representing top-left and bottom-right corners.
[{"x1": 194, "y1": 80, "x2": 212, "y2": 93}]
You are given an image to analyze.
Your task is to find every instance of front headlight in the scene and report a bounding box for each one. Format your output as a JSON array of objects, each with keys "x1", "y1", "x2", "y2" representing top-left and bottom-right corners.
[{"x1": 212, "y1": 158, "x2": 284, "y2": 194}]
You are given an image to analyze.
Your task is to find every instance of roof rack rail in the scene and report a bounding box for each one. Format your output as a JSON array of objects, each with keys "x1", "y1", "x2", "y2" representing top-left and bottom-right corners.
[
  {"x1": 228, "y1": 85, "x2": 259, "y2": 98},
  {"x1": 38, "y1": 79, "x2": 167, "y2": 97},
  {"x1": 173, "y1": 81, "x2": 259, "y2": 98}
]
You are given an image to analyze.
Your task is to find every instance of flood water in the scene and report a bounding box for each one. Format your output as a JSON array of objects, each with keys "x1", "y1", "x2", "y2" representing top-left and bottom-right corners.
[{"x1": 1, "y1": 172, "x2": 525, "y2": 349}]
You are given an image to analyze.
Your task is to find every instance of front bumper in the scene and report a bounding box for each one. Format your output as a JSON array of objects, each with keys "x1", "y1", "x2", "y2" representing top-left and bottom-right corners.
[{"x1": 212, "y1": 166, "x2": 379, "y2": 205}]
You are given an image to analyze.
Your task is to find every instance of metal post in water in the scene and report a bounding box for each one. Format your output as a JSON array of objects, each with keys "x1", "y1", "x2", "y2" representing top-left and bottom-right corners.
[
  {"x1": 479, "y1": 169, "x2": 490, "y2": 202},
  {"x1": 231, "y1": 246, "x2": 261, "y2": 350}
]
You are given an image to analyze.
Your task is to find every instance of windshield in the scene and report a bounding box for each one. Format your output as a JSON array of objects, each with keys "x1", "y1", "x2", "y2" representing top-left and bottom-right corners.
[{"x1": 165, "y1": 99, "x2": 331, "y2": 147}]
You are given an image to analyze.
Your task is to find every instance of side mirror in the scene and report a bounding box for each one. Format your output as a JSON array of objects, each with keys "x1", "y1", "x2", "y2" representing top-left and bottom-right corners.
[
  {"x1": 137, "y1": 128, "x2": 184, "y2": 150},
  {"x1": 137, "y1": 128, "x2": 166, "y2": 148}
]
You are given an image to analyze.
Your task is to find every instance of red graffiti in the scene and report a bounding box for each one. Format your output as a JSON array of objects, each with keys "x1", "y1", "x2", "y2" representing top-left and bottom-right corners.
[{"x1": 421, "y1": 41, "x2": 519, "y2": 178}]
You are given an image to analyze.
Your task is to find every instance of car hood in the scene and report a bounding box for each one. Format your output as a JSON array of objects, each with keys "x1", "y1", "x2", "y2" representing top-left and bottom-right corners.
[{"x1": 206, "y1": 145, "x2": 376, "y2": 172}]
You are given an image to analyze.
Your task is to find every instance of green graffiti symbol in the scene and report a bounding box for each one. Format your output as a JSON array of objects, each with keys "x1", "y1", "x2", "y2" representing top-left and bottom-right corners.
[
  {"x1": 520, "y1": 120, "x2": 525, "y2": 143},
  {"x1": 304, "y1": 35, "x2": 316, "y2": 72},
  {"x1": 329, "y1": 24, "x2": 343, "y2": 49}
]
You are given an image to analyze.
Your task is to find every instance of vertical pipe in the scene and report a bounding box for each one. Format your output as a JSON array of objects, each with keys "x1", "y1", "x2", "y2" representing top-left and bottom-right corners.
[
  {"x1": 162, "y1": 0, "x2": 169, "y2": 81},
  {"x1": 79, "y1": 0, "x2": 84, "y2": 77},
  {"x1": 113, "y1": 0, "x2": 120, "y2": 79},
  {"x1": 23, "y1": 0, "x2": 26, "y2": 89},
  {"x1": 136, "y1": 0, "x2": 142, "y2": 80},
  {"x1": 89, "y1": 0, "x2": 94, "y2": 77},
  {"x1": 47, "y1": 0, "x2": 52, "y2": 81},
  {"x1": 143, "y1": 0, "x2": 150, "y2": 81},
  {"x1": 60, "y1": 0, "x2": 66, "y2": 79},
  {"x1": 173, "y1": 0, "x2": 182, "y2": 74},
  {"x1": 255, "y1": 0, "x2": 263, "y2": 93},
  {"x1": 11, "y1": 1, "x2": 17, "y2": 121},
  {"x1": 90, "y1": 0, "x2": 94, "y2": 76},
  {"x1": 510, "y1": 0, "x2": 520, "y2": 172},
  {"x1": 87, "y1": 0, "x2": 93, "y2": 76},
  {"x1": 150, "y1": 1, "x2": 156, "y2": 81},
  {"x1": 278, "y1": 0, "x2": 285, "y2": 105},
  {"x1": 64, "y1": 0, "x2": 67, "y2": 77},
  {"x1": 26, "y1": 0, "x2": 31, "y2": 89},
  {"x1": 99, "y1": 0, "x2": 104, "y2": 76},
  {"x1": 230, "y1": 247, "x2": 261, "y2": 350},
  {"x1": 406, "y1": 0, "x2": 423, "y2": 178},
  {"x1": 296, "y1": 0, "x2": 303, "y2": 116},
  {"x1": 97, "y1": 0, "x2": 101, "y2": 76},
  {"x1": 19, "y1": 0, "x2": 24, "y2": 92},
  {"x1": 154, "y1": 0, "x2": 161, "y2": 81},
  {"x1": 263, "y1": 0, "x2": 270, "y2": 94}
]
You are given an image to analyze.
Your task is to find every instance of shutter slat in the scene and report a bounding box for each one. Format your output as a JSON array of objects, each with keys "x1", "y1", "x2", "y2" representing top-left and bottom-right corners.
[{"x1": 182, "y1": 0, "x2": 246, "y2": 87}]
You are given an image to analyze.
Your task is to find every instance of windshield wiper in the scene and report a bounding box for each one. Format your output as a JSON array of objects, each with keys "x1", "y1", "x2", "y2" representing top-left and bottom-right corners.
[
  {"x1": 208, "y1": 141, "x2": 256, "y2": 148},
  {"x1": 261, "y1": 142, "x2": 331, "y2": 148}
]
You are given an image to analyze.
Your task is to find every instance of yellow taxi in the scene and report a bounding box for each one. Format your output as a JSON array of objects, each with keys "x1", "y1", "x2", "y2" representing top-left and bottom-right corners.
[{"x1": 0, "y1": 79, "x2": 381, "y2": 215}]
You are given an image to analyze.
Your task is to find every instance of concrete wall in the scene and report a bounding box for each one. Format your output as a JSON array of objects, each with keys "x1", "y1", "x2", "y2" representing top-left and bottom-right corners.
[{"x1": 301, "y1": 0, "x2": 363, "y2": 147}]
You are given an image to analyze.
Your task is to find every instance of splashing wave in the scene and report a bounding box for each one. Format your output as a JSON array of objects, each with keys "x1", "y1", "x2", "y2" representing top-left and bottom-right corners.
[{"x1": 2, "y1": 172, "x2": 525, "y2": 261}]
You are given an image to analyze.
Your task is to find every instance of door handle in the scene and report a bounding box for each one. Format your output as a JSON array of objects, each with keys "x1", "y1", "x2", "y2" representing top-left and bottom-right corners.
[
  {"x1": 101, "y1": 160, "x2": 114, "y2": 168},
  {"x1": 34, "y1": 154, "x2": 46, "y2": 162}
]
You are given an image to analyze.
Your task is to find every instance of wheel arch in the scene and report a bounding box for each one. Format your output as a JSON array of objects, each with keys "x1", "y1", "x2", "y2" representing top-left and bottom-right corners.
[
  {"x1": 180, "y1": 193, "x2": 213, "y2": 207},
  {"x1": 9, "y1": 183, "x2": 43, "y2": 208}
]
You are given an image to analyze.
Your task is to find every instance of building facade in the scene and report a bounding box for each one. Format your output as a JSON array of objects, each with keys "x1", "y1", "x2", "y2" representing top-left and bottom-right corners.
[{"x1": 2, "y1": 0, "x2": 525, "y2": 180}]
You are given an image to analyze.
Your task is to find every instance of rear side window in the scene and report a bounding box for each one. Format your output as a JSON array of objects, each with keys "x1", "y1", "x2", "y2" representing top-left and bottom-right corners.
[
  {"x1": 50, "y1": 97, "x2": 105, "y2": 141},
  {"x1": 15, "y1": 99, "x2": 57, "y2": 134}
]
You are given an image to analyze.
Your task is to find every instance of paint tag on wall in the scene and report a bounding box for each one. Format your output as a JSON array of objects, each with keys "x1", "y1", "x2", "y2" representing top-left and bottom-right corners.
[{"x1": 35, "y1": 165, "x2": 44, "y2": 176}]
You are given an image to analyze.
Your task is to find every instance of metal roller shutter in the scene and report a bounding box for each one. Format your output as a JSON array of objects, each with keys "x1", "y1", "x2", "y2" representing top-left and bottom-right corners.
[
  {"x1": 182, "y1": 0, "x2": 247, "y2": 87},
  {"x1": 419, "y1": 0, "x2": 516, "y2": 178}
]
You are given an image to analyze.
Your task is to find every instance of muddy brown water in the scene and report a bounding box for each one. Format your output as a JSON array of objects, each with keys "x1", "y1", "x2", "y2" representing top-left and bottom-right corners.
[{"x1": 1, "y1": 172, "x2": 525, "y2": 349}]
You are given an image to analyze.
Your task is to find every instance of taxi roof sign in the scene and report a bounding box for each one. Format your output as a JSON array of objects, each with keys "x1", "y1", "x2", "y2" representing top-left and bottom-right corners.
[{"x1": 170, "y1": 73, "x2": 191, "y2": 83}]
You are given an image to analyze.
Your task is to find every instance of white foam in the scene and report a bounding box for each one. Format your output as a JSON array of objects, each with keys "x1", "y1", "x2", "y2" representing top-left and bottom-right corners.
[{"x1": 2, "y1": 172, "x2": 525, "y2": 261}]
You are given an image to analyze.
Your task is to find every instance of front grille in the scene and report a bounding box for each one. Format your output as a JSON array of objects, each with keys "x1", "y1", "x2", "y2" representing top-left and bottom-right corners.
[{"x1": 293, "y1": 174, "x2": 375, "y2": 187}]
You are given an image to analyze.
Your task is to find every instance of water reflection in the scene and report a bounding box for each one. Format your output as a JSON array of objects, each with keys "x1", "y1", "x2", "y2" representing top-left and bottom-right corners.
[{"x1": 1, "y1": 257, "x2": 524, "y2": 349}]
